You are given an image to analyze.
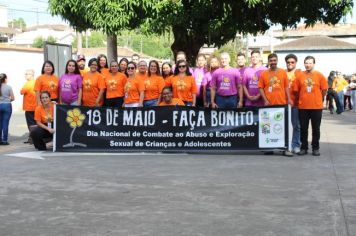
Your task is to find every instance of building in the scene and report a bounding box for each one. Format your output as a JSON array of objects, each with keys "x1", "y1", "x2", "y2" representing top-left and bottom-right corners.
[
  {"x1": 274, "y1": 36, "x2": 356, "y2": 75},
  {"x1": 10, "y1": 24, "x2": 75, "y2": 46}
]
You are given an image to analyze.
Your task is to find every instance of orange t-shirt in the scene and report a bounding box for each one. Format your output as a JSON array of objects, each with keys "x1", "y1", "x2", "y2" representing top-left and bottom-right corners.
[
  {"x1": 105, "y1": 72, "x2": 127, "y2": 99},
  {"x1": 159, "y1": 98, "x2": 185, "y2": 106},
  {"x1": 21, "y1": 80, "x2": 37, "y2": 111},
  {"x1": 124, "y1": 77, "x2": 145, "y2": 104},
  {"x1": 100, "y1": 68, "x2": 110, "y2": 79},
  {"x1": 82, "y1": 71, "x2": 106, "y2": 106},
  {"x1": 34, "y1": 74, "x2": 59, "y2": 99},
  {"x1": 258, "y1": 68, "x2": 289, "y2": 105},
  {"x1": 80, "y1": 68, "x2": 90, "y2": 77},
  {"x1": 34, "y1": 104, "x2": 54, "y2": 124},
  {"x1": 286, "y1": 69, "x2": 301, "y2": 107},
  {"x1": 293, "y1": 70, "x2": 328, "y2": 109},
  {"x1": 165, "y1": 75, "x2": 197, "y2": 102},
  {"x1": 143, "y1": 75, "x2": 165, "y2": 101}
]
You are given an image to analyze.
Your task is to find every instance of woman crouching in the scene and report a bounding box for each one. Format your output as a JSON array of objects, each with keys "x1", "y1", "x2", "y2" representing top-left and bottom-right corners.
[{"x1": 31, "y1": 91, "x2": 55, "y2": 150}]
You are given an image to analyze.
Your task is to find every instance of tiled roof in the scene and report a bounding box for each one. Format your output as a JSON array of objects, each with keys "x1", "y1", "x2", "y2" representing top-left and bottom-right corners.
[
  {"x1": 274, "y1": 23, "x2": 356, "y2": 37},
  {"x1": 274, "y1": 36, "x2": 356, "y2": 51}
]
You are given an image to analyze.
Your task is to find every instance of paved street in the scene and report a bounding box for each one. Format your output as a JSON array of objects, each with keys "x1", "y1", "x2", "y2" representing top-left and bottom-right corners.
[{"x1": 0, "y1": 111, "x2": 355, "y2": 236}]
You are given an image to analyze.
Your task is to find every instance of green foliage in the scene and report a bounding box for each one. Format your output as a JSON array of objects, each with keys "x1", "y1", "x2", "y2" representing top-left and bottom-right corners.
[
  {"x1": 212, "y1": 41, "x2": 245, "y2": 68},
  {"x1": 72, "y1": 31, "x2": 106, "y2": 48},
  {"x1": 117, "y1": 30, "x2": 173, "y2": 59},
  {"x1": 49, "y1": 0, "x2": 353, "y2": 63},
  {"x1": 32, "y1": 36, "x2": 57, "y2": 48},
  {"x1": 8, "y1": 18, "x2": 26, "y2": 30}
]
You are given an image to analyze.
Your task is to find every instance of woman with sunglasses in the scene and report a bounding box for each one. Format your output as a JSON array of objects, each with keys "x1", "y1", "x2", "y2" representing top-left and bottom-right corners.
[
  {"x1": 34, "y1": 60, "x2": 59, "y2": 105},
  {"x1": 165, "y1": 60, "x2": 197, "y2": 106},
  {"x1": 123, "y1": 62, "x2": 145, "y2": 107},
  {"x1": 82, "y1": 58, "x2": 106, "y2": 107},
  {"x1": 59, "y1": 60, "x2": 83, "y2": 105},
  {"x1": 143, "y1": 60, "x2": 165, "y2": 107},
  {"x1": 0, "y1": 73, "x2": 15, "y2": 145},
  {"x1": 30, "y1": 91, "x2": 54, "y2": 150},
  {"x1": 105, "y1": 60, "x2": 127, "y2": 108}
]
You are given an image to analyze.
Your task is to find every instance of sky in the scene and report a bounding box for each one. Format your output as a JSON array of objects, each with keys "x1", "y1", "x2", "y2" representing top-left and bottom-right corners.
[{"x1": 0, "y1": 0, "x2": 356, "y2": 27}]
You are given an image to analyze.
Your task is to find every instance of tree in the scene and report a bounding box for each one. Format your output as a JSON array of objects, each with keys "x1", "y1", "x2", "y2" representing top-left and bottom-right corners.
[
  {"x1": 8, "y1": 18, "x2": 26, "y2": 30},
  {"x1": 49, "y1": 0, "x2": 353, "y2": 64},
  {"x1": 32, "y1": 36, "x2": 57, "y2": 48},
  {"x1": 147, "y1": 0, "x2": 353, "y2": 64},
  {"x1": 49, "y1": 0, "x2": 154, "y2": 61}
]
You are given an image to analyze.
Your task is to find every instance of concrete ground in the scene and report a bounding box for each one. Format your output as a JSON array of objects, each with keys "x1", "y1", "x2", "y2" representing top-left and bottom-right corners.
[{"x1": 0, "y1": 110, "x2": 355, "y2": 236}]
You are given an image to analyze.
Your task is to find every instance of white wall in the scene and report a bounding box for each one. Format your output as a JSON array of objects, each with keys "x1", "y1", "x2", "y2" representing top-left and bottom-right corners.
[
  {"x1": 276, "y1": 51, "x2": 356, "y2": 76},
  {"x1": 0, "y1": 50, "x2": 44, "y2": 111}
]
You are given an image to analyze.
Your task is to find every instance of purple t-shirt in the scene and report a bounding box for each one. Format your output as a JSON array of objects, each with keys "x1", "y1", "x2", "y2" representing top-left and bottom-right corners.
[
  {"x1": 59, "y1": 74, "x2": 83, "y2": 104},
  {"x1": 211, "y1": 67, "x2": 241, "y2": 96},
  {"x1": 243, "y1": 65, "x2": 267, "y2": 106},
  {"x1": 193, "y1": 67, "x2": 207, "y2": 97},
  {"x1": 202, "y1": 71, "x2": 213, "y2": 90}
]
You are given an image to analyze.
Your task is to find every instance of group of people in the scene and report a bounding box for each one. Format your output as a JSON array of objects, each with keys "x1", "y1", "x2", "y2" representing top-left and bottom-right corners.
[
  {"x1": 326, "y1": 71, "x2": 356, "y2": 114},
  {"x1": 0, "y1": 50, "x2": 335, "y2": 156}
]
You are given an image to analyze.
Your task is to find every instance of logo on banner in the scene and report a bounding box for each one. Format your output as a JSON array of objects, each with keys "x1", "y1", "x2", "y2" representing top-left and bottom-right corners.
[
  {"x1": 273, "y1": 123, "x2": 282, "y2": 134},
  {"x1": 63, "y1": 108, "x2": 87, "y2": 148},
  {"x1": 274, "y1": 112, "x2": 283, "y2": 121}
]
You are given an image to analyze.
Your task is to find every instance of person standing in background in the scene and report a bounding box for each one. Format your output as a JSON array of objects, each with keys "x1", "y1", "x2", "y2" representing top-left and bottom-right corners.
[
  {"x1": 243, "y1": 50, "x2": 267, "y2": 107},
  {"x1": 77, "y1": 54, "x2": 89, "y2": 77},
  {"x1": 20, "y1": 69, "x2": 37, "y2": 144},
  {"x1": 0, "y1": 73, "x2": 15, "y2": 145},
  {"x1": 59, "y1": 60, "x2": 83, "y2": 105},
  {"x1": 34, "y1": 61, "x2": 59, "y2": 104},
  {"x1": 294, "y1": 56, "x2": 328, "y2": 156},
  {"x1": 285, "y1": 54, "x2": 301, "y2": 154},
  {"x1": 202, "y1": 56, "x2": 220, "y2": 108},
  {"x1": 210, "y1": 52, "x2": 243, "y2": 109},
  {"x1": 332, "y1": 72, "x2": 348, "y2": 113},
  {"x1": 193, "y1": 54, "x2": 207, "y2": 107}
]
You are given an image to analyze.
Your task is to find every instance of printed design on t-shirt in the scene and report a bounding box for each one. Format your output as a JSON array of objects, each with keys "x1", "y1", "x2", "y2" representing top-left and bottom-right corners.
[
  {"x1": 49, "y1": 81, "x2": 57, "y2": 91},
  {"x1": 304, "y1": 78, "x2": 315, "y2": 87},
  {"x1": 124, "y1": 81, "x2": 132, "y2": 93},
  {"x1": 144, "y1": 79, "x2": 151, "y2": 89},
  {"x1": 84, "y1": 79, "x2": 92, "y2": 90},
  {"x1": 108, "y1": 79, "x2": 117, "y2": 90},
  {"x1": 177, "y1": 79, "x2": 186, "y2": 91},
  {"x1": 220, "y1": 77, "x2": 231, "y2": 90},
  {"x1": 63, "y1": 79, "x2": 71, "y2": 89},
  {"x1": 269, "y1": 76, "x2": 281, "y2": 88}
]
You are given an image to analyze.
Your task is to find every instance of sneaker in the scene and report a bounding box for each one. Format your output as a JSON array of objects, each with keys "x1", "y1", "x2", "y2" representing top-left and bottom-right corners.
[
  {"x1": 298, "y1": 149, "x2": 308, "y2": 155},
  {"x1": 293, "y1": 147, "x2": 301, "y2": 154},
  {"x1": 0, "y1": 141, "x2": 9, "y2": 145},
  {"x1": 312, "y1": 150, "x2": 320, "y2": 156},
  {"x1": 284, "y1": 151, "x2": 294, "y2": 157}
]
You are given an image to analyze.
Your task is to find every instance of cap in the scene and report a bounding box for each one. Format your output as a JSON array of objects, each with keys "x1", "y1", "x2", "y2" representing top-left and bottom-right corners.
[{"x1": 77, "y1": 54, "x2": 86, "y2": 62}]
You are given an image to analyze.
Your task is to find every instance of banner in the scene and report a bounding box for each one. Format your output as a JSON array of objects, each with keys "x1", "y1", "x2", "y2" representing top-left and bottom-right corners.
[{"x1": 54, "y1": 105, "x2": 290, "y2": 152}]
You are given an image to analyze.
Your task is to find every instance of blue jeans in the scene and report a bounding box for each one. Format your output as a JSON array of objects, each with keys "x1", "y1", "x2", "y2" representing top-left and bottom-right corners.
[
  {"x1": 291, "y1": 107, "x2": 301, "y2": 149},
  {"x1": 143, "y1": 99, "x2": 158, "y2": 107},
  {"x1": 0, "y1": 103, "x2": 12, "y2": 142},
  {"x1": 216, "y1": 95, "x2": 238, "y2": 109},
  {"x1": 337, "y1": 91, "x2": 344, "y2": 112},
  {"x1": 351, "y1": 90, "x2": 356, "y2": 112}
]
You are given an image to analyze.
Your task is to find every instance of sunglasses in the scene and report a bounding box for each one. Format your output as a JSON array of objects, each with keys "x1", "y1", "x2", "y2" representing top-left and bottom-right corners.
[
  {"x1": 178, "y1": 65, "x2": 186, "y2": 68},
  {"x1": 127, "y1": 67, "x2": 135, "y2": 70}
]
